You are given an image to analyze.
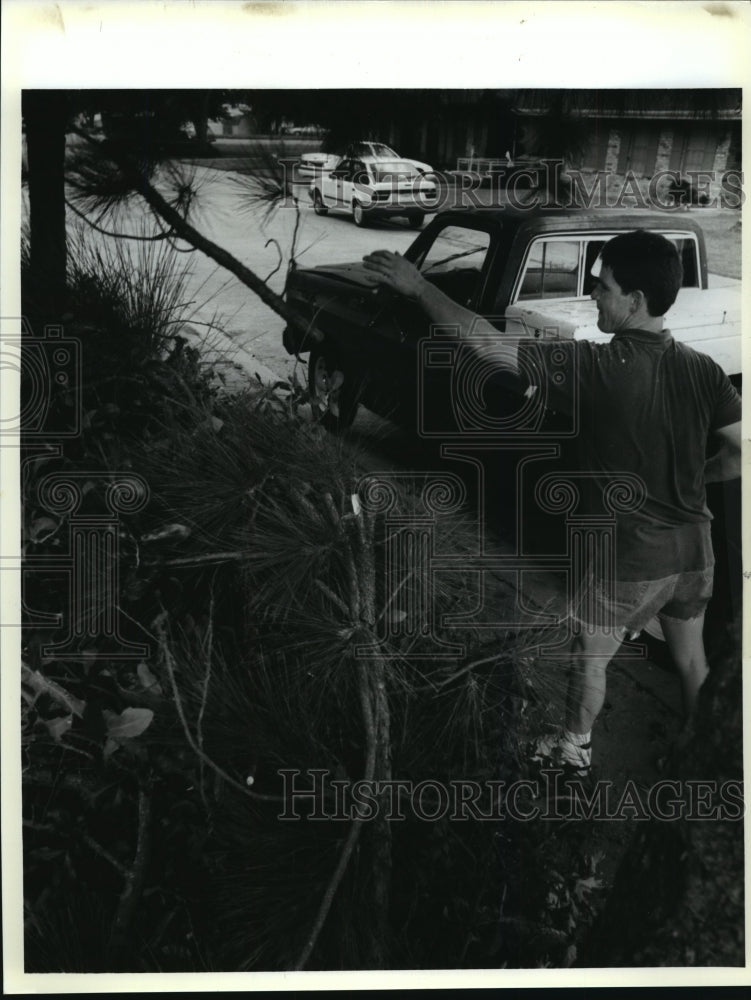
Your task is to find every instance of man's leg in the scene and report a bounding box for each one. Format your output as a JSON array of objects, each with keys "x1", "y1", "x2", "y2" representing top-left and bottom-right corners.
[
  {"x1": 659, "y1": 612, "x2": 709, "y2": 718},
  {"x1": 532, "y1": 625, "x2": 625, "y2": 773},
  {"x1": 565, "y1": 626, "x2": 626, "y2": 734}
]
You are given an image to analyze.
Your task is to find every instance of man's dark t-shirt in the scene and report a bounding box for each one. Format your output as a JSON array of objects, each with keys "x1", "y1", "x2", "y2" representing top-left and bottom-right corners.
[{"x1": 519, "y1": 329, "x2": 741, "y2": 581}]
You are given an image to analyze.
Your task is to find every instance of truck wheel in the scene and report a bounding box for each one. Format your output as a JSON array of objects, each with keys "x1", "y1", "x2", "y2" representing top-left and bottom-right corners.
[
  {"x1": 352, "y1": 200, "x2": 368, "y2": 227},
  {"x1": 313, "y1": 190, "x2": 328, "y2": 215},
  {"x1": 408, "y1": 212, "x2": 424, "y2": 229},
  {"x1": 308, "y1": 345, "x2": 360, "y2": 430}
]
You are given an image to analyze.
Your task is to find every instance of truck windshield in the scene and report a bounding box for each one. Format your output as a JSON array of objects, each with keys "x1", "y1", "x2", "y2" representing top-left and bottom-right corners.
[{"x1": 417, "y1": 226, "x2": 492, "y2": 307}]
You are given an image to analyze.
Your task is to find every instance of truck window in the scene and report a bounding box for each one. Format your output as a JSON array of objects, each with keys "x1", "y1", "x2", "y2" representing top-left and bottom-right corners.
[
  {"x1": 518, "y1": 239, "x2": 580, "y2": 300},
  {"x1": 582, "y1": 235, "x2": 700, "y2": 296},
  {"x1": 670, "y1": 237, "x2": 699, "y2": 287},
  {"x1": 417, "y1": 226, "x2": 492, "y2": 308},
  {"x1": 583, "y1": 240, "x2": 606, "y2": 296}
]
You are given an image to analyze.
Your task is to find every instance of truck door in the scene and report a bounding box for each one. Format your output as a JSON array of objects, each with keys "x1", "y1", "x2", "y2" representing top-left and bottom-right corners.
[{"x1": 384, "y1": 222, "x2": 497, "y2": 427}]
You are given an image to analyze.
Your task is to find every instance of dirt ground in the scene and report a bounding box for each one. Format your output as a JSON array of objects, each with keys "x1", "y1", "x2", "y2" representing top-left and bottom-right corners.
[{"x1": 488, "y1": 557, "x2": 687, "y2": 890}]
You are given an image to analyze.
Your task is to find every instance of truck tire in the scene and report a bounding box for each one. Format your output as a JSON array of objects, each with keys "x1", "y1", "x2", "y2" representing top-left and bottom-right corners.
[
  {"x1": 308, "y1": 344, "x2": 360, "y2": 430},
  {"x1": 313, "y1": 190, "x2": 328, "y2": 215}
]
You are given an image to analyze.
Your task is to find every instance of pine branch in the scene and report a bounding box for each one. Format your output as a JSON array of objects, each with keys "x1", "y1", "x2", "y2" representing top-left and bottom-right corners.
[
  {"x1": 292, "y1": 507, "x2": 394, "y2": 971},
  {"x1": 196, "y1": 583, "x2": 215, "y2": 810},
  {"x1": 313, "y1": 578, "x2": 351, "y2": 617},
  {"x1": 154, "y1": 611, "x2": 283, "y2": 804},
  {"x1": 70, "y1": 126, "x2": 323, "y2": 345},
  {"x1": 22, "y1": 767, "x2": 101, "y2": 802},
  {"x1": 65, "y1": 197, "x2": 174, "y2": 242},
  {"x1": 292, "y1": 656, "x2": 376, "y2": 972},
  {"x1": 143, "y1": 551, "x2": 247, "y2": 568},
  {"x1": 81, "y1": 832, "x2": 130, "y2": 878},
  {"x1": 423, "y1": 650, "x2": 506, "y2": 692},
  {"x1": 263, "y1": 237, "x2": 283, "y2": 282},
  {"x1": 106, "y1": 780, "x2": 152, "y2": 969},
  {"x1": 21, "y1": 663, "x2": 86, "y2": 718}
]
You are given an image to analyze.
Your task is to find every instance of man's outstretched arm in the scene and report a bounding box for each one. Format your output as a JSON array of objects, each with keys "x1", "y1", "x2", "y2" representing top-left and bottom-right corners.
[
  {"x1": 705, "y1": 421, "x2": 742, "y2": 482},
  {"x1": 362, "y1": 250, "x2": 519, "y2": 373}
]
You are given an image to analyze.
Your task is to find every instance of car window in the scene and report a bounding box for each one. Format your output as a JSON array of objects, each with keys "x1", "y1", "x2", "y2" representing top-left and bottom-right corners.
[
  {"x1": 518, "y1": 239, "x2": 580, "y2": 301},
  {"x1": 352, "y1": 160, "x2": 370, "y2": 185},
  {"x1": 417, "y1": 225, "x2": 492, "y2": 308}
]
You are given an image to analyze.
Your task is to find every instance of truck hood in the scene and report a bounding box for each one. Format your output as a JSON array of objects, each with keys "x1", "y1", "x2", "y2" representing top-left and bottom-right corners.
[{"x1": 290, "y1": 261, "x2": 376, "y2": 290}]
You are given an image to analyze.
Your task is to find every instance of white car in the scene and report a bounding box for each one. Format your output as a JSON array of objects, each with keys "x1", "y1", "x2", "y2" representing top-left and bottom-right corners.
[
  {"x1": 299, "y1": 141, "x2": 433, "y2": 178},
  {"x1": 348, "y1": 141, "x2": 432, "y2": 175},
  {"x1": 298, "y1": 151, "x2": 340, "y2": 176},
  {"x1": 309, "y1": 155, "x2": 439, "y2": 227}
]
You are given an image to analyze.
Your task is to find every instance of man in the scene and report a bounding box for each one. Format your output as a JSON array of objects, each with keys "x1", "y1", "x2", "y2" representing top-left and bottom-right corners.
[{"x1": 362, "y1": 230, "x2": 741, "y2": 775}]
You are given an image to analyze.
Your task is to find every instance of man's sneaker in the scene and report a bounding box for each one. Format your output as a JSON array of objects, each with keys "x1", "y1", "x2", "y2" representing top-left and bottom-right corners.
[{"x1": 530, "y1": 729, "x2": 592, "y2": 777}]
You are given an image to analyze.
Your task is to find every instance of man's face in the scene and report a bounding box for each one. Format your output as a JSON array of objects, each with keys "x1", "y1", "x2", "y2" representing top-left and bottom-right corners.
[{"x1": 590, "y1": 264, "x2": 635, "y2": 332}]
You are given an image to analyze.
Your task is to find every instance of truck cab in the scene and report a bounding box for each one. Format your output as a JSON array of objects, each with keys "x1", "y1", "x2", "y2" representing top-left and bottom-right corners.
[{"x1": 283, "y1": 208, "x2": 740, "y2": 429}]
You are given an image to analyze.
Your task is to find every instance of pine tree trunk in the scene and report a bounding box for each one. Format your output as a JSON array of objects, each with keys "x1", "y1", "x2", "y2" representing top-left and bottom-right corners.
[
  {"x1": 24, "y1": 91, "x2": 68, "y2": 323},
  {"x1": 354, "y1": 511, "x2": 392, "y2": 968},
  {"x1": 191, "y1": 92, "x2": 210, "y2": 146},
  {"x1": 364, "y1": 657, "x2": 392, "y2": 968}
]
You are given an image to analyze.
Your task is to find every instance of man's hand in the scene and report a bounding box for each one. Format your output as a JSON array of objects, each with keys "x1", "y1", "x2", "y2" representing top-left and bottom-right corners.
[
  {"x1": 362, "y1": 250, "x2": 426, "y2": 301},
  {"x1": 363, "y1": 247, "x2": 520, "y2": 374}
]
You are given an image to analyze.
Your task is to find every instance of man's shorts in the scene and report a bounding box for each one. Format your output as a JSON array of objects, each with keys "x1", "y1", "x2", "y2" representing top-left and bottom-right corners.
[{"x1": 570, "y1": 566, "x2": 714, "y2": 634}]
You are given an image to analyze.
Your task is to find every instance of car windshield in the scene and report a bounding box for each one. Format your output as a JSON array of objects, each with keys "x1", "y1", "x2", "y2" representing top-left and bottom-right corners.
[{"x1": 371, "y1": 161, "x2": 421, "y2": 182}]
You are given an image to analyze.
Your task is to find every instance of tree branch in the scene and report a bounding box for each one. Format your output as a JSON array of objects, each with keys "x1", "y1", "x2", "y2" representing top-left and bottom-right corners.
[
  {"x1": 65, "y1": 197, "x2": 174, "y2": 242},
  {"x1": 21, "y1": 663, "x2": 86, "y2": 718},
  {"x1": 263, "y1": 237, "x2": 283, "y2": 282},
  {"x1": 106, "y1": 780, "x2": 152, "y2": 968},
  {"x1": 153, "y1": 611, "x2": 283, "y2": 803},
  {"x1": 71, "y1": 127, "x2": 323, "y2": 344},
  {"x1": 143, "y1": 551, "x2": 247, "y2": 568},
  {"x1": 292, "y1": 657, "x2": 377, "y2": 972},
  {"x1": 81, "y1": 832, "x2": 130, "y2": 878},
  {"x1": 196, "y1": 582, "x2": 215, "y2": 809}
]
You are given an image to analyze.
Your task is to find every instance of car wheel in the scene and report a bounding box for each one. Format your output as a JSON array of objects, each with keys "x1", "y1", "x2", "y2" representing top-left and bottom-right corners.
[
  {"x1": 408, "y1": 212, "x2": 424, "y2": 229},
  {"x1": 352, "y1": 200, "x2": 368, "y2": 227},
  {"x1": 313, "y1": 189, "x2": 328, "y2": 215},
  {"x1": 308, "y1": 344, "x2": 360, "y2": 430}
]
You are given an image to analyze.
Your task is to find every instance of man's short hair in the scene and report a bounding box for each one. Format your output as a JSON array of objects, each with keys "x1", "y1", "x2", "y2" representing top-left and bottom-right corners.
[{"x1": 600, "y1": 230, "x2": 683, "y2": 317}]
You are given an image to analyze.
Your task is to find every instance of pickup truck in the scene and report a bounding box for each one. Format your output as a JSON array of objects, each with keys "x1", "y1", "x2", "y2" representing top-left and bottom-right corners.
[{"x1": 283, "y1": 207, "x2": 742, "y2": 430}]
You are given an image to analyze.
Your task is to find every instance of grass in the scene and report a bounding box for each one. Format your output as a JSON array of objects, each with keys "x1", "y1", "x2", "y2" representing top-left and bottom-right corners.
[{"x1": 693, "y1": 208, "x2": 741, "y2": 278}]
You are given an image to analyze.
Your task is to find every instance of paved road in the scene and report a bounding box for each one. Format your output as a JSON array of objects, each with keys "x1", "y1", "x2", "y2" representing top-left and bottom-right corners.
[{"x1": 172, "y1": 166, "x2": 429, "y2": 381}]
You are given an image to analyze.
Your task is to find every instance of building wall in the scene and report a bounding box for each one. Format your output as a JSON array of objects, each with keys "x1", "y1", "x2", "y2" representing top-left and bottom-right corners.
[
  {"x1": 384, "y1": 98, "x2": 740, "y2": 191},
  {"x1": 603, "y1": 128, "x2": 621, "y2": 175},
  {"x1": 713, "y1": 130, "x2": 733, "y2": 172},
  {"x1": 578, "y1": 120, "x2": 740, "y2": 204},
  {"x1": 654, "y1": 128, "x2": 673, "y2": 173}
]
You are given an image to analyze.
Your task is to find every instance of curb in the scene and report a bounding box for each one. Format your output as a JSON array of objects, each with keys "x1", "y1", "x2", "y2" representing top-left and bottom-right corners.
[{"x1": 180, "y1": 322, "x2": 283, "y2": 388}]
